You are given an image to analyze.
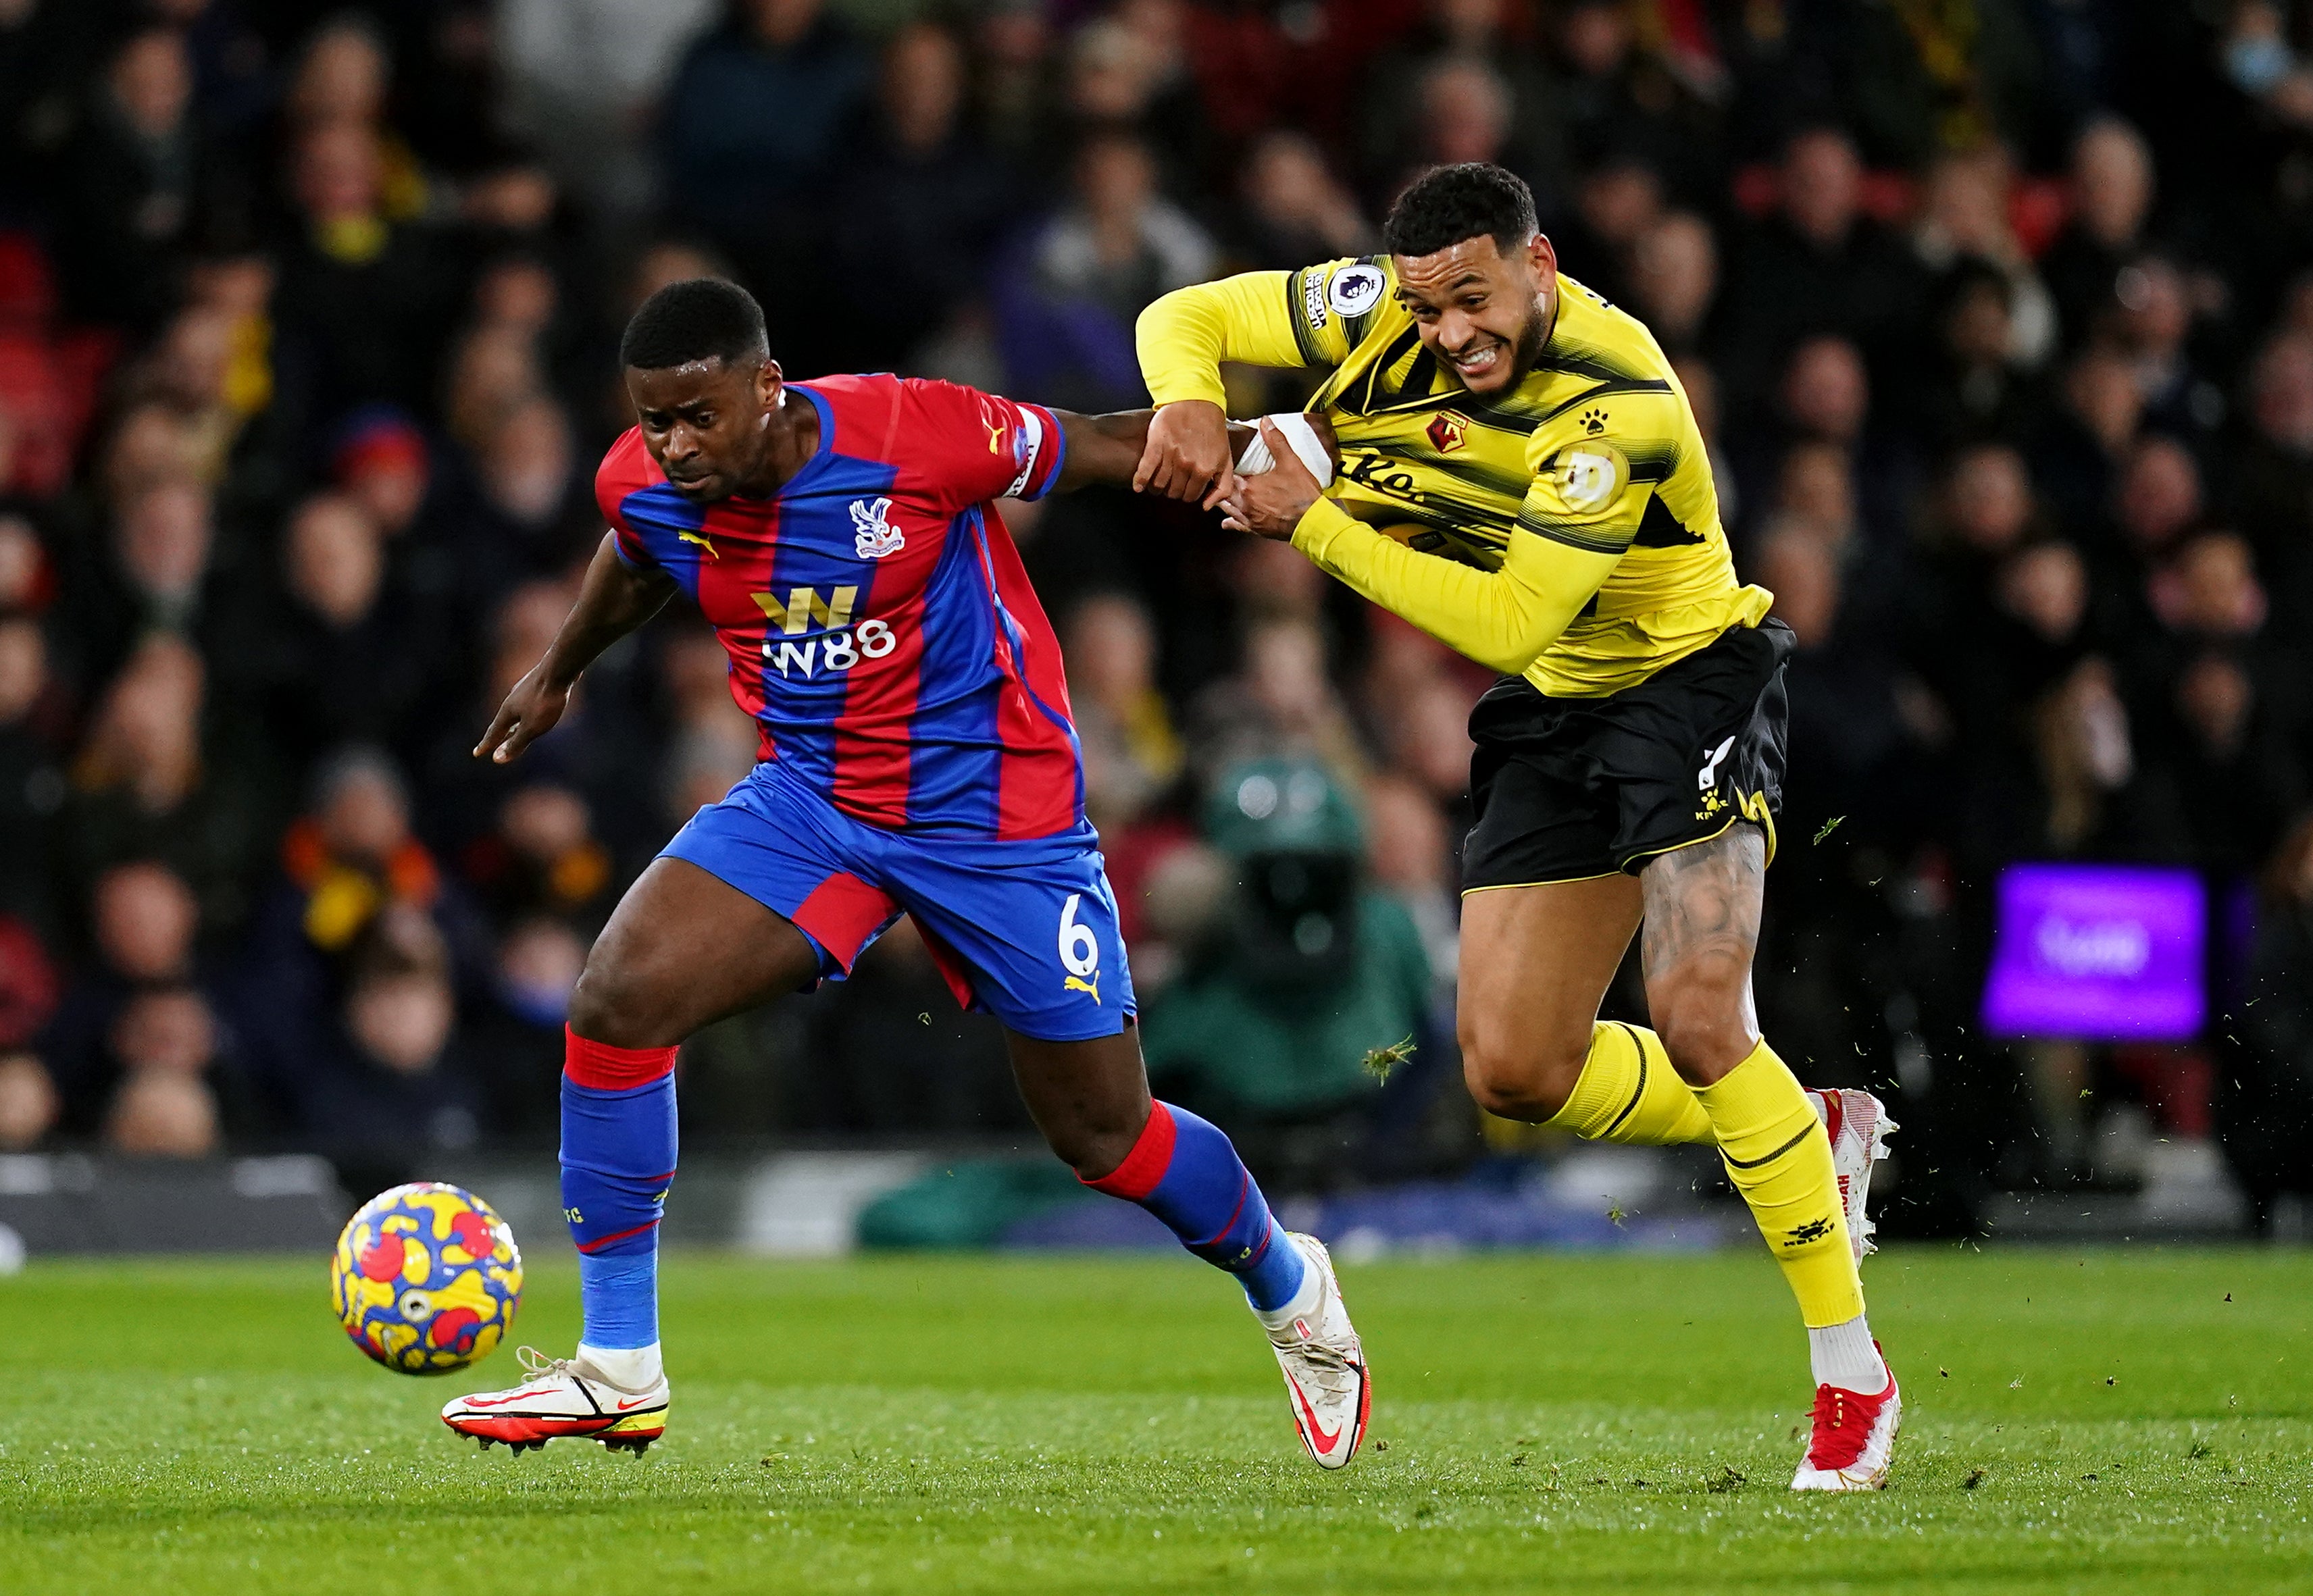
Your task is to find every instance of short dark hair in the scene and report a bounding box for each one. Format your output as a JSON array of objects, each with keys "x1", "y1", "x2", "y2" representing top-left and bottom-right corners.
[
  {"x1": 1383, "y1": 163, "x2": 1539, "y2": 259},
  {"x1": 619, "y1": 278, "x2": 768, "y2": 371}
]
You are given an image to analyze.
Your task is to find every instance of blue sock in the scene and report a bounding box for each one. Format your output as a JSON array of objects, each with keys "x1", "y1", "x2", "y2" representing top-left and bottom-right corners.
[
  {"x1": 576, "y1": 1252, "x2": 658, "y2": 1347},
  {"x1": 1085, "y1": 1101, "x2": 1308, "y2": 1312},
  {"x1": 560, "y1": 1028, "x2": 679, "y2": 1349}
]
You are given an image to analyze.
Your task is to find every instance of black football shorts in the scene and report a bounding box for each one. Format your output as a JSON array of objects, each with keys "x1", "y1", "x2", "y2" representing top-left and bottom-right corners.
[{"x1": 1461, "y1": 619, "x2": 1793, "y2": 891}]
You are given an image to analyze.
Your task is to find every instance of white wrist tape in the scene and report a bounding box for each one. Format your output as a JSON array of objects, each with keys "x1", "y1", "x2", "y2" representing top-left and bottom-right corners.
[{"x1": 1233, "y1": 411, "x2": 1335, "y2": 487}]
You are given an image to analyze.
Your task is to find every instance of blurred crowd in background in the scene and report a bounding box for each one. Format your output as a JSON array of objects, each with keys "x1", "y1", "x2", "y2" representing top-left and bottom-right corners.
[{"x1": 3, "y1": 0, "x2": 2313, "y2": 1231}]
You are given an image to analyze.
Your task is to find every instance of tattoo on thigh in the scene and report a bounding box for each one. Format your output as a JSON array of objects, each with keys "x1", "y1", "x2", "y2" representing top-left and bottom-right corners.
[{"x1": 1640, "y1": 827, "x2": 1765, "y2": 978}]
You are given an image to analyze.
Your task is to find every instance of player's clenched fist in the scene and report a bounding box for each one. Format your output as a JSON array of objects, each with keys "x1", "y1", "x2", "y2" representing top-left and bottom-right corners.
[{"x1": 1133, "y1": 399, "x2": 1236, "y2": 509}]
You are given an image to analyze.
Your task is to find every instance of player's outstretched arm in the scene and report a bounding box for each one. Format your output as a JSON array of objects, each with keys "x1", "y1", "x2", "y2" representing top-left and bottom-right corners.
[
  {"x1": 1050, "y1": 409, "x2": 1158, "y2": 494},
  {"x1": 473, "y1": 531, "x2": 678, "y2": 765},
  {"x1": 1048, "y1": 409, "x2": 1265, "y2": 496},
  {"x1": 1134, "y1": 268, "x2": 1343, "y2": 509}
]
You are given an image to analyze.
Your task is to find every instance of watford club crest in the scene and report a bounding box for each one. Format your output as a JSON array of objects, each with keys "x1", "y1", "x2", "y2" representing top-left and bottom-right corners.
[{"x1": 1425, "y1": 411, "x2": 1468, "y2": 454}]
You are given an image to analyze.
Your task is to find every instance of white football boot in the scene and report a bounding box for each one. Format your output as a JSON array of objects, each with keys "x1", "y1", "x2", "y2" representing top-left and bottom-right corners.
[
  {"x1": 1810, "y1": 1088, "x2": 1896, "y2": 1264},
  {"x1": 440, "y1": 1346, "x2": 668, "y2": 1454},
  {"x1": 1261, "y1": 1234, "x2": 1371, "y2": 1470},
  {"x1": 1790, "y1": 1352, "x2": 1901, "y2": 1491}
]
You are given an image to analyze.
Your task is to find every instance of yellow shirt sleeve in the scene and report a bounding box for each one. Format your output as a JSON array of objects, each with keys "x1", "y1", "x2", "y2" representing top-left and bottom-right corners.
[
  {"x1": 1136, "y1": 259, "x2": 1385, "y2": 407},
  {"x1": 1289, "y1": 498, "x2": 1619, "y2": 676},
  {"x1": 1517, "y1": 410, "x2": 1660, "y2": 555}
]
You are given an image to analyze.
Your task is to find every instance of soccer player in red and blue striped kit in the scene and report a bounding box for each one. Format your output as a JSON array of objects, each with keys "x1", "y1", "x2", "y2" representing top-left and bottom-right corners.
[{"x1": 439, "y1": 279, "x2": 1371, "y2": 1468}]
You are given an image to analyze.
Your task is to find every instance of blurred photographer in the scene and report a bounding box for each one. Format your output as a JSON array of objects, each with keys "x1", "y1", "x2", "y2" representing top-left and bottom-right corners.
[{"x1": 1139, "y1": 758, "x2": 1431, "y2": 1190}]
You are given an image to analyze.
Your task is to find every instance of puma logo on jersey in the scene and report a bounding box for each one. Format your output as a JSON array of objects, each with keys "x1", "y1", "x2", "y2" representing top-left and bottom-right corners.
[
  {"x1": 1064, "y1": 973, "x2": 1100, "y2": 1002},
  {"x1": 850, "y1": 496, "x2": 903, "y2": 559},
  {"x1": 678, "y1": 531, "x2": 718, "y2": 560}
]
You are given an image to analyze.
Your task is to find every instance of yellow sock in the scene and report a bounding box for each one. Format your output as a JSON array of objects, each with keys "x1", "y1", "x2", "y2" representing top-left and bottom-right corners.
[
  {"x1": 1545, "y1": 1022, "x2": 1715, "y2": 1145},
  {"x1": 1694, "y1": 1037, "x2": 1863, "y2": 1329}
]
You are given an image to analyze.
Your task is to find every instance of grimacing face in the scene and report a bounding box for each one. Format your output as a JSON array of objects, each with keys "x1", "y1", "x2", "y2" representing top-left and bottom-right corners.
[
  {"x1": 626, "y1": 356, "x2": 783, "y2": 503},
  {"x1": 1390, "y1": 232, "x2": 1557, "y2": 395}
]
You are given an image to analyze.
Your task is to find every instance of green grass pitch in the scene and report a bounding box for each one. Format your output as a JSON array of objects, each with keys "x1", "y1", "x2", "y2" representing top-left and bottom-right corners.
[{"x1": 2, "y1": 1247, "x2": 2309, "y2": 1593}]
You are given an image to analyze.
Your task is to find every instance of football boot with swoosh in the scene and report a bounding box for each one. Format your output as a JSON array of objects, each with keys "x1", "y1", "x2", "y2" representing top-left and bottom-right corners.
[
  {"x1": 440, "y1": 1345, "x2": 668, "y2": 1454},
  {"x1": 1261, "y1": 1234, "x2": 1371, "y2": 1470}
]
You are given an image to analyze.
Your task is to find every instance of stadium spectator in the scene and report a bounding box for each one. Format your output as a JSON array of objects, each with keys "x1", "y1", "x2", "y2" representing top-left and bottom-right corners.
[
  {"x1": 657, "y1": 0, "x2": 871, "y2": 366},
  {"x1": 2235, "y1": 333, "x2": 2313, "y2": 628},
  {"x1": 60, "y1": 636, "x2": 270, "y2": 933},
  {"x1": 272, "y1": 118, "x2": 461, "y2": 433},
  {"x1": 36, "y1": 860, "x2": 226, "y2": 1131},
  {"x1": 1545, "y1": 0, "x2": 1706, "y2": 183},
  {"x1": 826, "y1": 22, "x2": 1017, "y2": 375},
  {"x1": 1363, "y1": 771, "x2": 1458, "y2": 1007},
  {"x1": 1717, "y1": 126, "x2": 1927, "y2": 406},
  {"x1": 1352, "y1": 0, "x2": 1567, "y2": 209},
  {"x1": 1064, "y1": 591, "x2": 1182, "y2": 831},
  {"x1": 289, "y1": 909, "x2": 485, "y2": 1175},
  {"x1": 103, "y1": 1064, "x2": 217, "y2": 1157},
  {"x1": 2113, "y1": 434, "x2": 2207, "y2": 580},
  {"x1": 460, "y1": 783, "x2": 615, "y2": 929},
  {"x1": 1229, "y1": 130, "x2": 1375, "y2": 274},
  {"x1": 252, "y1": 494, "x2": 422, "y2": 754},
  {"x1": 443, "y1": 394, "x2": 591, "y2": 597},
  {"x1": 1401, "y1": 59, "x2": 1522, "y2": 194},
  {"x1": 1188, "y1": 615, "x2": 1367, "y2": 794},
  {"x1": 1908, "y1": 146, "x2": 2056, "y2": 369},
  {"x1": 999, "y1": 130, "x2": 1214, "y2": 411},
  {"x1": 2043, "y1": 117, "x2": 2160, "y2": 351},
  {"x1": 499, "y1": 0, "x2": 719, "y2": 220},
  {"x1": 328, "y1": 405, "x2": 429, "y2": 530},
  {"x1": 54, "y1": 479, "x2": 215, "y2": 684},
  {"x1": 1911, "y1": 258, "x2": 2052, "y2": 454},
  {"x1": 1627, "y1": 210, "x2": 1718, "y2": 360},
  {"x1": 55, "y1": 27, "x2": 207, "y2": 334},
  {"x1": 2033, "y1": 344, "x2": 2146, "y2": 543},
  {"x1": 0, "y1": 615, "x2": 62, "y2": 927},
  {"x1": 1550, "y1": 152, "x2": 1662, "y2": 310},
  {"x1": 0, "y1": 1051, "x2": 57, "y2": 1150},
  {"x1": 467, "y1": 913, "x2": 587, "y2": 1140}
]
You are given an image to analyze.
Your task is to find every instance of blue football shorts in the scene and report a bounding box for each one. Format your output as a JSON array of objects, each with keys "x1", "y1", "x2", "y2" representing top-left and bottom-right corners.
[{"x1": 660, "y1": 761, "x2": 1136, "y2": 1043}]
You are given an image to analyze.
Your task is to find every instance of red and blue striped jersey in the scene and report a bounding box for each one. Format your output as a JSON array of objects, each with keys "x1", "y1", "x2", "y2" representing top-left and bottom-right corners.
[{"x1": 598, "y1": 374, "x2": 1081, "y2": 839}]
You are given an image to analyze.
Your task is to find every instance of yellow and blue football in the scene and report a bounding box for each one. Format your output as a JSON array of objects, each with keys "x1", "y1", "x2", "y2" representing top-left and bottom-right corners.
[{"x1": 331, "y1": 1182, "x2": 524, "y2": 1375}]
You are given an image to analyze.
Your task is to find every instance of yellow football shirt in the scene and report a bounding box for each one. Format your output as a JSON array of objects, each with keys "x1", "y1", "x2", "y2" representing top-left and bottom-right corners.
[{"x1": 1138, "y1": 257, "x2": 1772, "y2": 696}]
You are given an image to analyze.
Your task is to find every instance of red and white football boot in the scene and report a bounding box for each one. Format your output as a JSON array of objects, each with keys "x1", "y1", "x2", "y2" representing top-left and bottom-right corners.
[
  {"x1": 1790, "y1": 1352, "x2": 1901, "y2": 1491},
  {"x1": 1263, "y1": 1235, "x2": 1371, "y2": 1470},
  {"x1": 441, "y1": 1346, "x2": 668, "y2": 1454},
  {"x1": 1811, "y1": 1088, "x2": 1896, "y2": 1264}
]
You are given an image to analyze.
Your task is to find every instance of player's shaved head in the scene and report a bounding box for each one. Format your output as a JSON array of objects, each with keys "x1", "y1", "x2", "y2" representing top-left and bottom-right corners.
[
  {"x1": 620, "y1": 278, "x2": 769, "y2": 373},
  {"x1": 1383, "y1": 164, "x2": 1556, "y2": 396}
]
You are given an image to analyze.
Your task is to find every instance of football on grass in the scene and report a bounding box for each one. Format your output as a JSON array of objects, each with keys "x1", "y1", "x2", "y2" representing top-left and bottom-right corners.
[{"x1": 332, "y1": 1182, "x2": 524, "y2": 1374}]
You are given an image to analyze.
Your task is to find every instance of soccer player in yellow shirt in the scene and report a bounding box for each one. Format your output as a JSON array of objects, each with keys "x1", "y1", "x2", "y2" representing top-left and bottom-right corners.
[{"x1": 1132, "y1": 163, "x2": 1902, "y2": 1490}]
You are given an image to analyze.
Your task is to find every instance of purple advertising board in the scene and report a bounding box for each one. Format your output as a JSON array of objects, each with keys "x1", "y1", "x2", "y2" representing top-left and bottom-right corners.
[{"x1": 1979, "y1": 865, "x2": 2206, "y2": 1041}]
